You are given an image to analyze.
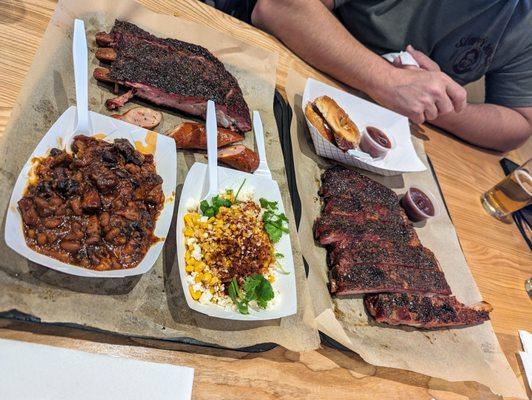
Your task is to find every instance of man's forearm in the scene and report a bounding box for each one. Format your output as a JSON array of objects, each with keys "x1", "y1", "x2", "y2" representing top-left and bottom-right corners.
[
  {"x1": 252, "y1": 0, "x2": 466, "y2": 125},
  {"x1": 252, "y1": 0, "x2": 393, "y2": 95},
  {"x1": 432, "y1": 104, "x2": 532, "y2": 152}
]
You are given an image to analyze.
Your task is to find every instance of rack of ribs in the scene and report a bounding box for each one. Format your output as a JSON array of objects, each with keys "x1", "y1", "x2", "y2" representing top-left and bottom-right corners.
[
  {"x1": 364, "y1": 293, "x2": 492, "y2": 328},
  {"x1": 316, "y1": 165, "x2": 491, "y2": 329},
  {"x1": 93, "y1": 20, "x2": 252, "y2": 132}
]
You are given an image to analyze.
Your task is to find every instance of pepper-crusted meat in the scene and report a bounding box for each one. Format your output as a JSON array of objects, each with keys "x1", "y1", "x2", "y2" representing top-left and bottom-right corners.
[
  {"x1": 314, "y1": 214, "x2": 421, "y2": 247},
  {"x1": 94, "y1": 20, "x2": 251, "y2": 132},
  {"x1": 319, "y1": 165, "x2": 398, "y2": 208},
  {"x1": 18, "y1": 135, "x2": 164, "y2": 270},
  {"x1": 328, "y1": 238, "x2": 439, "y2": 270},
  {"x1": 329, "y1": 263, "x2": 451, "y2": 296},
  {"x1": 316, "y1": 166, "x2": 491, "y2": 328},
  {"x1": 364, "y1": 293, "x2": 491, "y2": 328}
]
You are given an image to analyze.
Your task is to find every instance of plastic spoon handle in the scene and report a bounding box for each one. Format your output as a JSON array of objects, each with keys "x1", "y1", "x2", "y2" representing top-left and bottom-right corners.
[
  {"x1": 252, "y1": 111, "x2": 272, "y2": 179},
  {"x1": 206, "y1": 100, "x2": 218, "y2": 199},
  {"x1": 73, "y1": 19, "x2": 90, "y2": 135}
]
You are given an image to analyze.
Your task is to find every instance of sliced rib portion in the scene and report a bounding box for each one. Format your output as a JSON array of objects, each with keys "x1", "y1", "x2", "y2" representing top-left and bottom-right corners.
[
  {"x1": 323, "y1": 198, "x2": 408, "y2": 225},
  {"x1": 329, "y1": 263, "x2": 451, "y2": 296},
  {"x1": 328, "y1": 238, "x2": 439, "y2": 270},
  {"x1": 320, "y1": 166, "x2": 397, "y2": 207},
  {"x1": 314, "y1": 214, "x2": 420, "y2": 247},
  {"x1": 364, "y1": 293, "x2": 492, "y2": 328},
  {"x1": 94, "y1": 20, "x2": 251, "y2": 132}
]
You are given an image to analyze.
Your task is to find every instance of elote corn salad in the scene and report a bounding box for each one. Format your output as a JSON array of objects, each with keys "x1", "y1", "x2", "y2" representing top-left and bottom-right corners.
[{"x1": 183, "y1": 182, "x2": 289, "y2": 314}]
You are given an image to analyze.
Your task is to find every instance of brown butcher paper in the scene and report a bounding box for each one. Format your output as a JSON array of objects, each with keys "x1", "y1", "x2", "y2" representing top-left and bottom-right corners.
[
  {"x1": 285, "y1": 68, "x2": 526, "y2": 399},
  {"x1": 0, "y1": 0, "x2": 319, "y2": 352}
]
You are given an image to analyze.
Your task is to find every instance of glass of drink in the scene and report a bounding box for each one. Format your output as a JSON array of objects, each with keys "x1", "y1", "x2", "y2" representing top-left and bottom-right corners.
[{"x1": 481, "y1": 158, "x2": 532, "y2": 220}]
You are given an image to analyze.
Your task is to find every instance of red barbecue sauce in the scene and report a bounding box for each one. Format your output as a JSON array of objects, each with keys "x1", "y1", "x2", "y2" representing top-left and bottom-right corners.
[
  {"x1": 400, "y1": 188, "x2": 435, "y2": 222},
  {"x1": 367, "y1": 127, "x2": 391, "y2": 149}
]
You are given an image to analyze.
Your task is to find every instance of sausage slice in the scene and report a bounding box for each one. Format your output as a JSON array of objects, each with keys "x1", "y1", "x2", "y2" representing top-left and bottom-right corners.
[
  {"x1": 166, "y1": 122, "x2": 243, "y2": 149},
  {"x1": 217, "y1": 145, "x2": 259, "y2": 173},
  {"x1": 111, "y1": 107, "x2": 162, "y2": 129}
]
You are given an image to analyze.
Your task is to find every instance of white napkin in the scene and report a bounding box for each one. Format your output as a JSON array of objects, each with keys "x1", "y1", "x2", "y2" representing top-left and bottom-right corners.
[
  {"x1": 519, "y1": 330, "x2": 532, "y2": 390},
  {"x1": 0, "y1": 338, "x2": 195, "y2": 400},
  {"x1": 382, "y1": 50, "x2": 420, "y2": 68}
]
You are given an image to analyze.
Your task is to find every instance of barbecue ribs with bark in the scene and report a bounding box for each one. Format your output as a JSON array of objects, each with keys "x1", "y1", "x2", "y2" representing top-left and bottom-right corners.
[
  {"x1": 364, "y1": 293, "x2": 491, "y2": 328},
  {"x1": 329, "y1": 263, "x2": 451, "y2": 296},
  {"x1": 328, "y1": 238, "x2": 439, "y2": 270},
  {"x1": 93, "y1": 20, "x2": 251, "y2": 132},
  {"x1": 316, "y1": 166, "x2": 490, "y2": 329}
]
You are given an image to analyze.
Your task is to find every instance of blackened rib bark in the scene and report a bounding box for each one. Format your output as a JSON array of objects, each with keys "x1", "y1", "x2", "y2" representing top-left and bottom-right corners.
[
  {"x1": 328, "y1": 238, "x2": 439, "y2": 270},
  {"x1": 323, "y1": 197, "x2": 407, "y2": 226},
  {"x1": 364, "y1": 293, "x2": 491, "y2": 328},
  {"x1": 97, "y1": 20, "x2": 251, "y2": 132},
  {"x1": 329, "y1": 263, "x2": 451, "y2": 296},
  {"x1": 319, "y1": 166, "x2": 398, "y2": 208},
  {"x1": 314, "y1": 214, "x2": 421, "y2": 247}
]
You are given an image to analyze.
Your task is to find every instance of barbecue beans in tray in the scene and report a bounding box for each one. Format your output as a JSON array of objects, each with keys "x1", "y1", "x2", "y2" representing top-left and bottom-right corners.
[{"x1": 18, "y1": 135, "x2": 164, "y2": 271}]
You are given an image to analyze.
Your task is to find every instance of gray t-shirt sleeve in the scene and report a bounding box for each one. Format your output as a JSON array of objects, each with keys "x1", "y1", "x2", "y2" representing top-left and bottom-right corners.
[{"x1": 485, "y1": 44, "x2": 532, "y2": 108}]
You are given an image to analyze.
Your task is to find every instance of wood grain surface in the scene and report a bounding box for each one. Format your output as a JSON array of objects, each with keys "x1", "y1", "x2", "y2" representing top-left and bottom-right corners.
[{"x1": 0, "y1": 1, "x2": 531, "y2": 399}]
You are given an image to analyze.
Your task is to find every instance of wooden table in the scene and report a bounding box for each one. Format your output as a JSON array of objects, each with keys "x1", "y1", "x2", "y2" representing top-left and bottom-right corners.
[{"x1": 0, "y1": 1, "x2": 530, "y2": 398}]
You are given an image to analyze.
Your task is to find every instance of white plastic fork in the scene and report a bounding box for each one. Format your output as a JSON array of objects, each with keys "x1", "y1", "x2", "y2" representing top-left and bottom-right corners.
[
  {"x1": 252, "y1": 111, "x2": 272, "y2": 180},
  {"x1": 65, "y1": 19, "x2": 92, "y2": 151},
  {"x1": 201, "y1": 100, "x2": 219, "y2": 202}
]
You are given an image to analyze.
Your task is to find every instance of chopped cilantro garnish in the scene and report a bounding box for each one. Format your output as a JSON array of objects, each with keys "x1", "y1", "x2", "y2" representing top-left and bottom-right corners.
[
  {"x1": 234, "y1": 178, "x2": 247, "y2": 201},
  {"x1": 199, "y1": 195, "x2": 232, "y2": 217},
  {"x1": 260, "y1": 197, "x2": 289, "y2": 243},
  {"x1": 227, "y1": 274, "x2": 275, "y2": 314}
]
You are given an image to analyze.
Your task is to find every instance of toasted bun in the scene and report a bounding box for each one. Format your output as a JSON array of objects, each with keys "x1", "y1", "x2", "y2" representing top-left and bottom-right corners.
[
  {"x1": 313, "y1": 96, "x2": 361, "y2": 151},
  {"x1": 305, "y1": 103, "x2": 335, "y2": 143}
]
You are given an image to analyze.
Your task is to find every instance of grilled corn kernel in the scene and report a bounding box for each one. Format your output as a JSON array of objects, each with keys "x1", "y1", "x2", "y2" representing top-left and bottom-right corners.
[
  {"x1": 184, "y1": 227, "x2": 194, "y2": 237},
  {"x1": 202, "y1": 272, "x2": 212, "y2": 283},
  {"x1": 194, "y1": 263, "x2": 204, "y2": 273},
  {"x1": 195, "y1": 272, "x2": 204, "y2": 283},
  {"x1": 268, "y1": 275, "x2": 275, "y2": 283},
  {"x1": 188, "y1": 285, "x2": 201, "y2": 300},
  {"x1": 185, "y1": 264, "x2": 194, "y2": 273},
  {"x1": 210, "y1": 276, "x2": 219, "y2": 285}
]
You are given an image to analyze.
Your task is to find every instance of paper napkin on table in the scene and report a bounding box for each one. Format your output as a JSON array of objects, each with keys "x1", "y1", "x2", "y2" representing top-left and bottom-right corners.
[
  {"x1": 0, "y1": 338, "x2": 194, "y2": 400},
  {"x1": 382, "y1": 50, "x2": 420, "y2": 68},
  {"x1": 519, "y1": 330, "x2": 532, "y2": 390}
]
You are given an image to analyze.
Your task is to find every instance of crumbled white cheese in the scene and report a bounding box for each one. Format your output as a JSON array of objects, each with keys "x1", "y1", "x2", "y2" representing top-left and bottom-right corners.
[
  {"x1": 199, "y1": 291, "x2": 213, "y2": 304},
  {"x1": 200, "y1": 216, "x2": 209, "y2": 223},
  {"x1": 191, "y1": 244, "x2": 202, "y2": 261},
  {"x1": 186, "y1": 198, "x2": 199, "y2": 211},
  {"x1": 186, "y1": 237, "x2": 196, "y2": 246},
  {"x1": 238, "y1": 186, "x2": 255, "y2": 201}
]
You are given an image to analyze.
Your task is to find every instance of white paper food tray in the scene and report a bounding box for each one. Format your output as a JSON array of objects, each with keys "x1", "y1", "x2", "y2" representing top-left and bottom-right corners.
[
  {"x1": 5, "y1": 106, "x2": 177, "y2": 278},
  {"x1": 176, "y1": 162, "x2": 297, "y2": 320},
  {"x1": 302, "y1": 78, "x2": 426, "y2": 176}
]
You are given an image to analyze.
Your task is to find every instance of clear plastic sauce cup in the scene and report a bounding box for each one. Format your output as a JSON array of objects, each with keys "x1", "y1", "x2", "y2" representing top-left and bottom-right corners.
[{"x1": 359, "y1": 126, "x2": 395, "y2": 159}]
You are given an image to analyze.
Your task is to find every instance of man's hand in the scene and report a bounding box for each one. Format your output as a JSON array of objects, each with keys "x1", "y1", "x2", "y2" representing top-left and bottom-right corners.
[
  {"x1": 371, "y1": 45, "x2": 467, "y2": 124},
  {"x1": 395, "y1": 45, "x2": 441, "y2": 72},
  {"x1": 251, "y1": 0, "x2": 529, "y2": 150},
  {"x1": 396, "y1": 46, "x2": 532, "y2": 151}
]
